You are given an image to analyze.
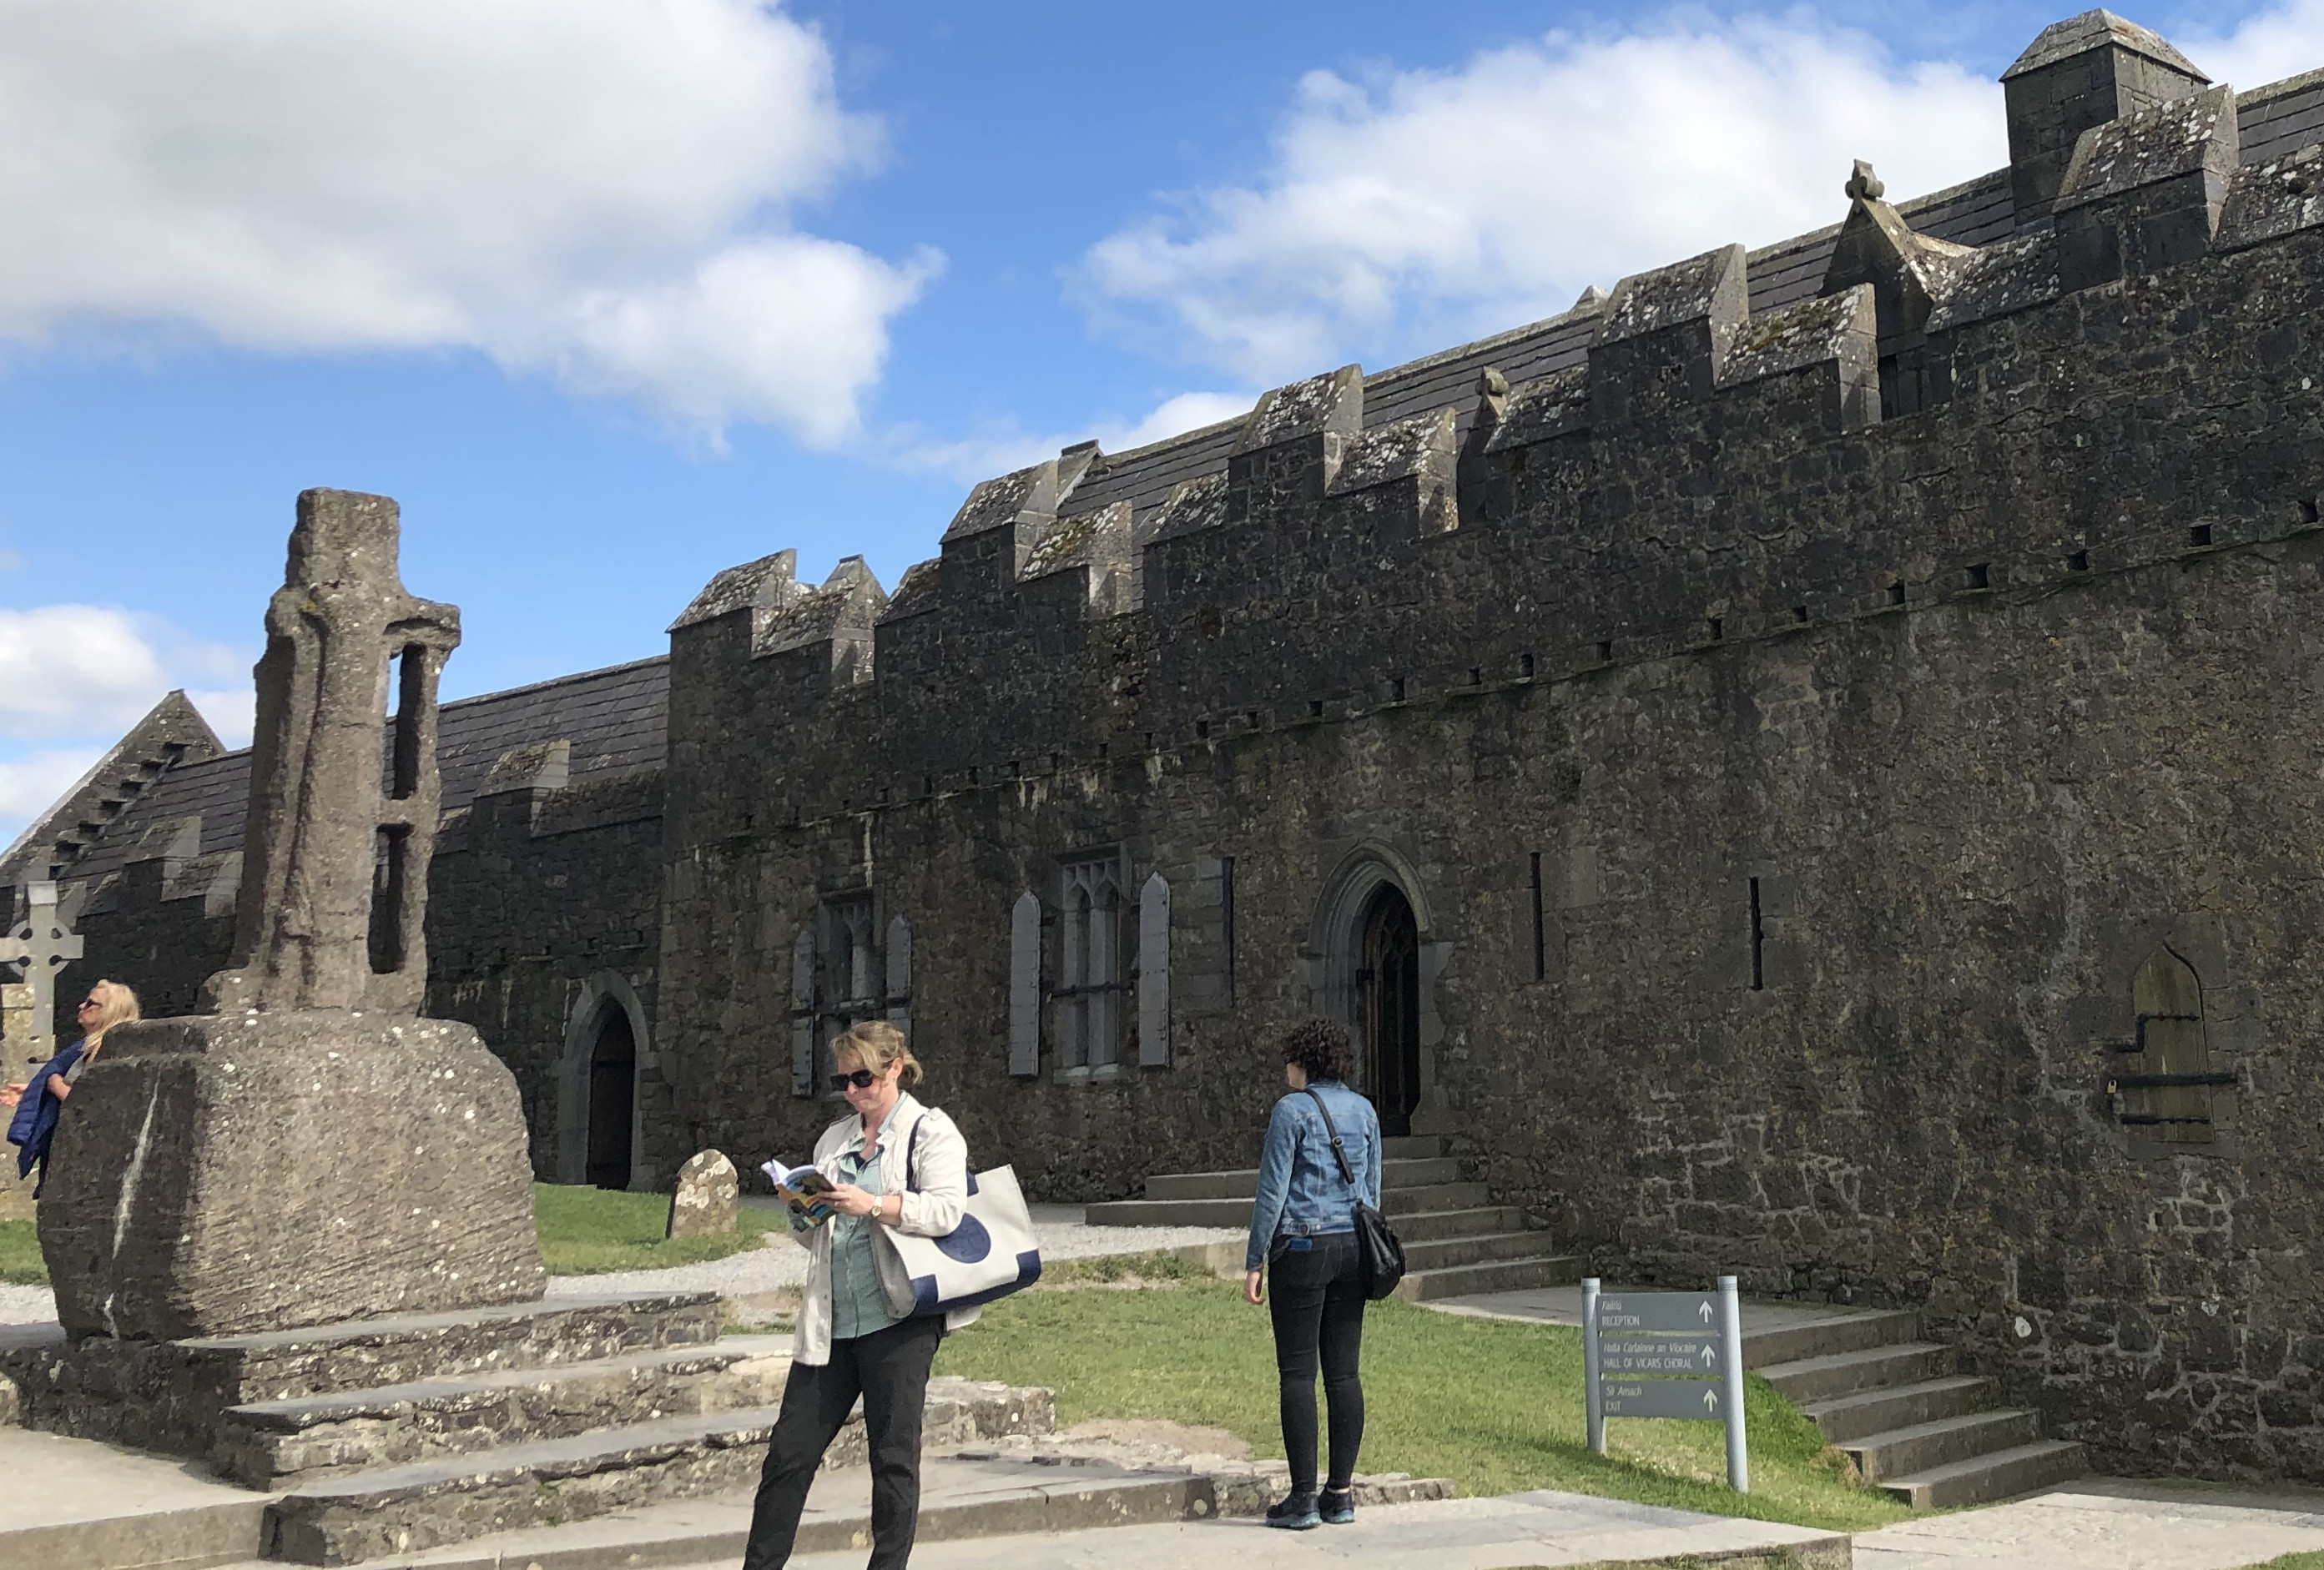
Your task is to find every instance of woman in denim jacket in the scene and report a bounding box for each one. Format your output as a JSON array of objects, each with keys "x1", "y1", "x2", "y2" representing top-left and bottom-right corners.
[{"x1": 1243, "y1": 1017, "x2": 1382, "y2": 1531}]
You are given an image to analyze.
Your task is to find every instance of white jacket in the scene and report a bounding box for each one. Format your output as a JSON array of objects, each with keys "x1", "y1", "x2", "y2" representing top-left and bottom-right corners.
[{"x1": 789, "y1": 1093, "x2": 981, "y2": 1366}]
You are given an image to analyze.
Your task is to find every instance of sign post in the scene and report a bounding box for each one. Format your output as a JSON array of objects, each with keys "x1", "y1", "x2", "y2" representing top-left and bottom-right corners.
[{"x1": 1581, "y1": 1274, "x2": 1749, "y2": 1492}]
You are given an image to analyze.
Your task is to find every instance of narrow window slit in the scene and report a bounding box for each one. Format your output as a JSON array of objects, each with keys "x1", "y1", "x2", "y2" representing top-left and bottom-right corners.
[
  {"x1": 1220, "y1": 856, "x2": 1237, "y2": 1004},
  {"x1": 2188, "y1": 524, "x2": 2213, "y2": 547},
  {"x1": 1747, "y1": 876, "x2": 1766, "y2": 992},
  {"x1": 2067, "y1": 549, "x2": 2090, "y2": 572},
  {"x1": 1596, "y1": 640, "x2": 1613, "y2": 663},
  {"x1": 1887, "y1": 582, "x2": 1907, "y2": 606},
  {"x1": 1308, "y1": 698, "x2": 1325, "y2": 718},
  {"x1": 1530, "y1": 852, "x2": 1546, "y2": 983},
  {"x1": 1967, "y1": 562, "x2": 1990, "y2": 590},
  {"x1": 1708, "y1": 617, "x2": 1724, "y2": 642},
  {"x1": 1520, "y1": 652, "x2": 1535, "y2": 677}
]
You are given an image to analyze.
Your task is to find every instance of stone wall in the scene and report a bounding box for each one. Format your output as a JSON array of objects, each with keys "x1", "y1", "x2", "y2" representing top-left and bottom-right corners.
[{"x1": 653, "y1": 153, "x2": 2324, "y2": 1481}]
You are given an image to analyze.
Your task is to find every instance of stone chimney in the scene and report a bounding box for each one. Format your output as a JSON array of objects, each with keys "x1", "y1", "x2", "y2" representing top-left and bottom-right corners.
[{"x1": 2003, "y1": 10, "x2": 2209, "y2": 229}]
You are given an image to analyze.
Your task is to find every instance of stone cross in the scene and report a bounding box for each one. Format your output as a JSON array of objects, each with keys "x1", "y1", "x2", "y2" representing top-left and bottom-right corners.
[
  {"x1": 0, "y1": 881, "x2": 81, "y2": 1061},
  {"x1": 204, "y1": 489, "x2": 461, "y2": 1014}
]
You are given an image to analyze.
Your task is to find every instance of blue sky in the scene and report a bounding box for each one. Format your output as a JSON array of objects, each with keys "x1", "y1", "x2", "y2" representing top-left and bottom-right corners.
[{"x1": 0, "y1": 0, "x2": 2311, "y2": 841}]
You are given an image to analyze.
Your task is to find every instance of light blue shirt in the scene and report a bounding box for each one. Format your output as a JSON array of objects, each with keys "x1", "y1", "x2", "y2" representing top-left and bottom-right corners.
[
  {"x1": 1244, "y1": 1079, "x2": 1383, "y2": 1272},
  {"x1": 828, "y1": 1111, "x2": 904, "y2": 1341}
]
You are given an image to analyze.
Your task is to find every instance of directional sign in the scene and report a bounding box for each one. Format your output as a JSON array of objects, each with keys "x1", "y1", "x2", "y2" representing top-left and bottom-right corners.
[
  {"x1": 1594, "y1": 1292, "x2": 1718, "y2": 1335},
  {"x1": 1600, "y1": 1336, "x2": 1719, "y2": 1376},
  {"x1": 1599, "y1": 1379, "x2": 1727, "y2": 1421}
]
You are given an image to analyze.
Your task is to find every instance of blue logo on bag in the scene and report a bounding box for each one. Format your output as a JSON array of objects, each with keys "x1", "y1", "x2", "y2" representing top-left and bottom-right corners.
[{"x1": 936, "y1": 1212, "x2": 992, "y2": 1263}]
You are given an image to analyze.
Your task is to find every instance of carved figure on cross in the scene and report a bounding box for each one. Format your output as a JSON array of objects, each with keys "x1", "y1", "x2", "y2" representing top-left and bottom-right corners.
[{"x1": 0, "y1": 881, "x2": 82, "y2": 1061}]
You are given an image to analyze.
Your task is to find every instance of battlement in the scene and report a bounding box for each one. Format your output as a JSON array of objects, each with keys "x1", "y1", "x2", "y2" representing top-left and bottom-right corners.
[{"x1": 667, "y1": 15, "x2": 2324, "y2": 823}]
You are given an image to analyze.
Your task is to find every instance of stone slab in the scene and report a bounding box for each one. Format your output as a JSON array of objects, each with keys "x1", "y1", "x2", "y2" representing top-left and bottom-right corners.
[
  {"x1": 0, "y1": 1426, "x2": 265, "y2": 1570},
  {"x1": 1853, "y1": 1476, "x2": 2324, "y2": 1567},
  {"x1": 792, "y1": 1488, "x2": 1850, "y2": 1569},
  {"x1": 40, "y1": 1011, "x2": 543, "y2": 1340}
]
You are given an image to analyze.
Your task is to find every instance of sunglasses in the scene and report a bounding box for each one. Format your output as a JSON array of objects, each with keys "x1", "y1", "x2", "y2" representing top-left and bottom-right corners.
[{"x1": 829, "y1": 1069, "x2": 882, "y2": 1091}]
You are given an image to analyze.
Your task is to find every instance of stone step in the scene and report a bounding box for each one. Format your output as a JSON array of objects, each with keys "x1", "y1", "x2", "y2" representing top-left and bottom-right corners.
[
  {"x1": 1843, "y1": 1407, "x2": 2043, "y2": 1481},
  {"x1": 1798, "y1": 1375, "x2": 1995, "y2": 1444},
  {"x1": 0, "y1": 1487, "x2": 265, "y2": 1570},
  {"x1": 1877, "y1": 1437, "x2": 2089, "y2": 1510},
  {"x1": 262, "y1": 1381, "x2": 1055, "y2": 1566},
  {"x1": 1741, "y1": 1309, "x2": 1919, "y2": 1370},
  {"x1": 1082, "y1": 1197, "x2": 1246, "y2": 1229},
  {"x1": 0, "y1": 1292, "x2": 721, "y2": 1462},
  {"x1": 1081, "y1": 1185, "x2": 1499, "y2": 1231},
  {"x1": 214, "y1": 1336, "x2": 799, "y2": 1491},
  {"x1": 1382, "y1": 1205, "x2": 1531, "y2": 1243},
  {"x1": 245, "y1": 1456, "x2": 1208, "y2": 1570},
  {"x1": 1142, "y1": 1157, "x2": 1462, "y2": 1201},
  {"x1": 1756, "y1": 1341, "x2": 1955, "y2": 1405},
  {"x1": 1384, "y1": 1182, "x2": 1492, "y2": 1215},
  {"x1": 1393, "y1": 1254, "x2": 1582, "y2": 1302},
  {"x1": 1397, "y1": 1230, "x2": 1560, "y2": 1273}
]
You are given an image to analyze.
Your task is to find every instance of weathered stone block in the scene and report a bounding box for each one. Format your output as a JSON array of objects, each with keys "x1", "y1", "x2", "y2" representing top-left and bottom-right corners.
[
  {"x1": 39, "y1": 1010, "x2": 543, "y2": 1339},
  {"x1": 665, "y1": 1150, "x2": 737, "y2": 1239}
]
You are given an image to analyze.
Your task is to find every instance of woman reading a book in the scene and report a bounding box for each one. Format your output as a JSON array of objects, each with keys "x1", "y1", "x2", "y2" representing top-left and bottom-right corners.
[{"x1": 742, "y1": 1019, "x2": 975, "y2": 1570}]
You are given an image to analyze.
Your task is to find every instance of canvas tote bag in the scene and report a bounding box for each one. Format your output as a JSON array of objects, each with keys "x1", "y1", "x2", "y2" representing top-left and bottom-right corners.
[{"x1": 877, "y1": 1115, "x2": 1043, "y2": 1316}]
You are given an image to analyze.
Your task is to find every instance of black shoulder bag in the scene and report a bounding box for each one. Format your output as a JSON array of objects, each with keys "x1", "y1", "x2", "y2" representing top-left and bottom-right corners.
[{"x1": 1302, "y1": 1087, "x2": 1405, "y2": 1301}]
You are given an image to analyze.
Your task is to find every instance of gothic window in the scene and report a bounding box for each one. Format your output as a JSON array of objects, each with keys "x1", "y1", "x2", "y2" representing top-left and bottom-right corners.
[
  {"x1": 2109, "y1": 947, "x2": 2224, "y2": 1146},
  {"x1": 788, "y1": 895, "x2": 882, "y2": 1098},
  {"x1": 1056, "y1": 855, "x2": 1127, "y2": 1069}
]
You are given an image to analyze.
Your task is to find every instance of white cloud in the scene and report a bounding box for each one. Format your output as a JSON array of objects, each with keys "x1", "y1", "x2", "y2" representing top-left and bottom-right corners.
[
  {"x1": 891, "y1": 387, "x2": 1256, "y2": 486},
  {"x1": 0, "y1": 0, "x2": 929, "y2": 445},
  {"x1": 2179, "y1": 0, "x2": 2324, "y2": 95},
  {"x1": 1077, "y1": 13, "x2": 2008, "y2": 384},
  {"x1": 0, "y1": 604, "x2": 248, "y2": 742},
  {"x1": 0, "y1": 747, "x2": 105, "y2": 826}
]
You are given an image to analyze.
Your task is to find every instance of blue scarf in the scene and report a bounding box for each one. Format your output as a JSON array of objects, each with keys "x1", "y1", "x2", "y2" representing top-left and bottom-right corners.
[{"x1": 7, "y1": 1036, "x2": 85, "y2": 1192}]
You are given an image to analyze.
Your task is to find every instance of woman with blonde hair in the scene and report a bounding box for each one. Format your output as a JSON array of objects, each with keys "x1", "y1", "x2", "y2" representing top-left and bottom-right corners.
[
  {"x1": 742, "y1": 1019, "x2": 977, "y2": 1570},
  {"x1": 3, "y1": 978, "x2": 140, "y2": 1194}
]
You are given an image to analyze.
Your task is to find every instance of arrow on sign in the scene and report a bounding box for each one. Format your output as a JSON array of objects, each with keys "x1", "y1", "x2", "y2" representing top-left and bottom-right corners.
[
  {"x1": 1701, "y1": 1344, "x2": 1717, "y2": 1367},
  {"x1": 1698, "y1": 1301, "x2": 1714, "y2": 1326},
  {"x1": 1703, "y1": 1388, "x2": 1720, "y2": 1413}
]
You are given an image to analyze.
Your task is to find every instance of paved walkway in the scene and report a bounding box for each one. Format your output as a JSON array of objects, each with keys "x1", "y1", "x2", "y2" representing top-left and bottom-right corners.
[
  {"x1": 786, "y1": 1490, "x2": 1848, "y2": 1569},
  {"x1": 1854, "y1": 1477, "x2": 2324, "y2": 1567},
  {"x1": 1424, "y1": 1282, "x2": 1862, "y2": 1337}
]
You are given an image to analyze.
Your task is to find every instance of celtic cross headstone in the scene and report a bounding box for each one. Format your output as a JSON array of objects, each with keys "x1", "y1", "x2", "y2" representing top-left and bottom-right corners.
[{"x1": 0, "y1": 881, "x2": 80, "y2": 1061}]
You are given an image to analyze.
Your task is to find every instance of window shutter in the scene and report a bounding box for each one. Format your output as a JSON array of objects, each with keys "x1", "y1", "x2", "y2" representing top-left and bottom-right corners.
[
  {"x1": 1009, "y1": 890, "x2": 1041, "y2": 1077},
  {"x1": 1138, "y1": 873, "x2": 1171, "y2": 1066},
  {"x1": 886, "y1": 914, "x2": 913, "y2": 1043},
  {"x1": 789, "y1": 928, "x2": 817, "y2": 1097}
]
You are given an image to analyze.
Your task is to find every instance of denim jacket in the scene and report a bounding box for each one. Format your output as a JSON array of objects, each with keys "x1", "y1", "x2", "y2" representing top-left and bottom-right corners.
[{"x1": 1244, "y1": 1079, "x2": 1382, "y2": 1272}]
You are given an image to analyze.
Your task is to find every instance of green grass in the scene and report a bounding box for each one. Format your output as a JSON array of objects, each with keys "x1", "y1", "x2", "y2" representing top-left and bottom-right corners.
[
  {"x1": 0, "y1": 1219, "x2": 43, "y2": 1285},
  {"x1": 2243, "y1": 1556, "x2": 2324, "y2": 1568},
  {"x1": 533, "y1": 1184, "x2": 784, "y2": 1275},
  {"x1": 933, "y1": 1255, "x2": 1912, "y2": 1534}
]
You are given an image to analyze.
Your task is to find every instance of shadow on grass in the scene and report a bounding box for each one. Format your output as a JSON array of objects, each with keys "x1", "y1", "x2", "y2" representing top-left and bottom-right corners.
[{"x1": 0, "y1": 1219, "x2": 43, "y2": 1286}]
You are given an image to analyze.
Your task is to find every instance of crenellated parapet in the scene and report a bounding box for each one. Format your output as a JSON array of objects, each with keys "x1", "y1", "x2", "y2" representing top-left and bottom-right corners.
[{"x1": 665, "y1": 19, "x2": 2324, "y2": 821}]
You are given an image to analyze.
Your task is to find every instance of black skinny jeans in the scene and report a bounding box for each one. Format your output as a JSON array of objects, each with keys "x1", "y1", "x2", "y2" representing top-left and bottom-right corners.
[
  {"x1": 1267, "y1": 1229, "x2": 1367, "y2": 1493},
  {"x1": 741, "y1": 1315, "x2": 944, "y2": 1570}
]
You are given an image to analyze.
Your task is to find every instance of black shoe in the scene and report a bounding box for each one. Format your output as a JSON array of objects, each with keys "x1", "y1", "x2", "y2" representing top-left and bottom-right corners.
[
  {"x1": 1265, "y1": 1491, "x2": 1321, "y2": 1530},
  {"x1": 1318, "y1": 1487, "x2": 1354, "y2": 1525}
]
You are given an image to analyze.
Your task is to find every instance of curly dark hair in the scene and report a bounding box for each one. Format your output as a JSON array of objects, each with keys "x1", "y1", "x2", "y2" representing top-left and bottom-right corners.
[{"x1": 1278, "y1": 1017, "x2": 1354, "y2": 1083}]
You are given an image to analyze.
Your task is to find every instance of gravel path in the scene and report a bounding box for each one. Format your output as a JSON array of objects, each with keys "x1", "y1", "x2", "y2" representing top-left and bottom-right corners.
[{"x1": 0, "y1": 1207, "x2": 1243, "y2": 1328}]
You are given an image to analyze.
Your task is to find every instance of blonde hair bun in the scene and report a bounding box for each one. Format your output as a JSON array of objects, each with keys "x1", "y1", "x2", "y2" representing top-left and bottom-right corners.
[{"x1": 833, "y1": 1019, "x2": 922, "y2": 1090}]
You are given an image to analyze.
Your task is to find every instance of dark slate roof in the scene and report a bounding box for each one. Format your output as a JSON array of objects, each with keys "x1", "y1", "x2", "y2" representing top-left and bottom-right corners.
[
  {"x1": 2242, "y1": 68, "x2": 2324, "y2": 166},
  {"x1": 1041, "y1": 62, "x2": 2324, "y2": 541},
  {"x1": 66, "y1": 657, "x2": 669, "y2": 885}
]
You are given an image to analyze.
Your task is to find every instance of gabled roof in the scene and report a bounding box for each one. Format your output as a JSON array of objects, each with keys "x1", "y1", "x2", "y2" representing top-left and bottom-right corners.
[{"x1": 58, "y1": 657, "x2": 669, "y2": 889}]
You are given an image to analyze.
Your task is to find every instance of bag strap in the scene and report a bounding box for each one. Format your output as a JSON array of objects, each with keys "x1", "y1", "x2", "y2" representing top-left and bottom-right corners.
[
  {"x1": 903, "y1": 1114, "x2": 925, "y2": 1193},
  {"x1": 1302, "y1": 1087, "x2": 1359, "y2": 1191}
]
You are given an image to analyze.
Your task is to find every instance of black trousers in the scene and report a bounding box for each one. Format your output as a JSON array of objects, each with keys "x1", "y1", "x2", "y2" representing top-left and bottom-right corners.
[
  {"x1": 1267, "y1": 1230, "x2": 1368, "y2": 1493},
  {"x1": 741, "y1": 1315, "x2": 944, "y2": 1570}
]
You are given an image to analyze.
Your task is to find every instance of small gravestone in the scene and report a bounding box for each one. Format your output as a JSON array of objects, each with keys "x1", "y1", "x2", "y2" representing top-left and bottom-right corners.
[
  {"x1": 0, "y1": 981, "x2": 34, "y2": 1221},
  {"x1": 668, "y1": 1150, "x2": 738, "y2": 1239}
]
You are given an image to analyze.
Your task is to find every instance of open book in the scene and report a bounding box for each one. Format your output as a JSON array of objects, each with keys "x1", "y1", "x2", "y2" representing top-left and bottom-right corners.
[{"x1": 762, "y1": 1158, "x2": 838, "y2": 1224}]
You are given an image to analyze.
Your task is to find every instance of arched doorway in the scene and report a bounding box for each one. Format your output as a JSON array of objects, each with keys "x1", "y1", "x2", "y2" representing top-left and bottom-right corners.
[
  {"x1": 586, "y1": 1008, "x2": 636, "y2": 1190},
  {"x1": 1359, "y1": 884, "x2": 1422, "y2": 1135}
]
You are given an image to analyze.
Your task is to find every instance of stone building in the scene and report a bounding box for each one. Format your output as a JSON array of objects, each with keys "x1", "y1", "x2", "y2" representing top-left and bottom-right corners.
[{"x1": 13, "y1": 12, "x2": 2324, "y2": 1480}]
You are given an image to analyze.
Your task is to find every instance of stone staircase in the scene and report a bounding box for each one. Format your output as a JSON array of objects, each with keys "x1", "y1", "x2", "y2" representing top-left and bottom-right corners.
[
  {"x1": 0, "y1": 1291, "x2": 1051, "y2": 1567},
  {"x1": 1086, "y1": 1133, "x2": 1580, "y2": 1301},
  {"x1": 1750, "y1": 1305, "x2": 2087, "y2": 1508}
]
